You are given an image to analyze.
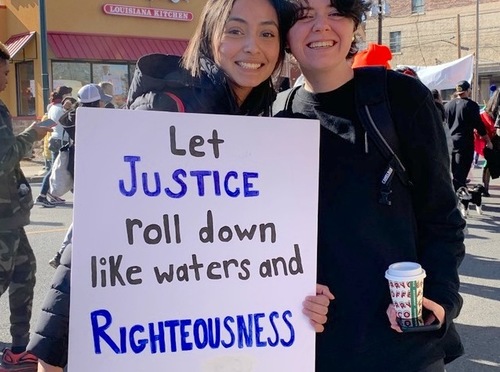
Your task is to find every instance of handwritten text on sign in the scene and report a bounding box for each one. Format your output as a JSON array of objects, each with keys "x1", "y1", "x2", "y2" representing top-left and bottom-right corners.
[{"x1": 69, "y1": 109, "x2": 320, "y2": 371}]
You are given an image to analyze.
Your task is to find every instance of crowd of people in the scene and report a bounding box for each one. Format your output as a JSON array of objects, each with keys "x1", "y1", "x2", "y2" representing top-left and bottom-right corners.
[{"x1": 2, "y1": 0, "x2": 500, "y2": 370}]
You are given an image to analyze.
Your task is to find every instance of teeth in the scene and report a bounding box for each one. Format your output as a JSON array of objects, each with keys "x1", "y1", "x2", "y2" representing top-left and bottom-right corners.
[
  {"x1": 308, "y1": 41, "x2": 333, "y2": 48},
  {"x1": 238, "y1": 62, "x2": 261, "y2": 69}
]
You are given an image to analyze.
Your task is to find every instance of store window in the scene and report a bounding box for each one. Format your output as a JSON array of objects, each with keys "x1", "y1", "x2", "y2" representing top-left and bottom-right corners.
[
  {"x1": 389, "y1": 31, "x2": 401, "y2": 53},
  {"x1": 16, "y1": 61, "x2": 36, "y2": 116},
  {"x1": 51, "y1": 62, "x2": 132, "y2": 108},
  {"x1": 92, "y1": 64, "x2": 130, "y2": 108},
  {"x1": 52, "y1": 61, "x2": 91, "y2": 103}
]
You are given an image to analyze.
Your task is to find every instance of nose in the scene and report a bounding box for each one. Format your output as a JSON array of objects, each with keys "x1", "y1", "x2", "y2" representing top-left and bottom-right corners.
[
  {"x1": 243, "y1": 34, "x2": 261, "y2": 54},
  {"x1": 312, "y1": 14, "x2": 331, "y2": 32}
]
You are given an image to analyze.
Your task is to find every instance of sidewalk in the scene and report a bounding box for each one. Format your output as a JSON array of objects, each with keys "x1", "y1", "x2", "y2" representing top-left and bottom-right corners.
[{"x1": 21, "y1": 158, "x2": 47, "y2": 184}]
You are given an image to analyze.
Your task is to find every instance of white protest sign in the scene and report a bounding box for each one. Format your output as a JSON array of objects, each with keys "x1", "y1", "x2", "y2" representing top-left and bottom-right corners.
[{"x1": 68, "y1": 108, "x2": 320, "y2": 371}]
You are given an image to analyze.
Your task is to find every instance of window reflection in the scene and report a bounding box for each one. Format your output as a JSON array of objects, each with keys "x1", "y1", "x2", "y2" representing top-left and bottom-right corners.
[
  {"x1": 51, "y1": 61, "x2": 131, "y2": 108},
  {"x1": 16, "y1": 61, "x2": 36, "y2": 116}
]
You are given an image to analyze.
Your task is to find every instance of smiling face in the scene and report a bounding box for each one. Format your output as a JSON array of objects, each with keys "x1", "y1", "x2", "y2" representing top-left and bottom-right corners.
[
  {"x1": 213, "y1": 0, "x2": 280, "y2": 104},
  {"x1": 0, "y1": 60, "x2": 10, "y2": 93},
  {"x1": 287, "y1": 0, "x2": 355, "y2": 90}
]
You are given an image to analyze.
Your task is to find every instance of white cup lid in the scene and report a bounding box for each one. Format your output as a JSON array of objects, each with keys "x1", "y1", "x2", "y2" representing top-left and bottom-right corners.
[{"x1": 385, "y1": 262, "x2": 425, "y2": 281}]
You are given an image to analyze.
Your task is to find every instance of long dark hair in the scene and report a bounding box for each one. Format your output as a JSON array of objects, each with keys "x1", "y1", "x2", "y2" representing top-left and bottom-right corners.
[
  {"x1": 485, "y1": 90, "x2": 500, "y2": 119},
  {"x1": 182, "y1": 0, "x2": 294, "y2": 77}
]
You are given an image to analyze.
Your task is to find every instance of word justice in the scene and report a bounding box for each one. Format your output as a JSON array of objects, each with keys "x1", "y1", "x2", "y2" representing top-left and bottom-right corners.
[{"x1": 118, "y1": 156, "x2": 259, "y2": 198}]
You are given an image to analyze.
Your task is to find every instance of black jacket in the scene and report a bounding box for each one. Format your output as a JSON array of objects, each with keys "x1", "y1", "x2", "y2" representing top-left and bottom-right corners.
[
  {"x1": 445, "y1": 97, "x2": 487, "y2": 150},
  {"x1": 126, "y1": 53, "x2": 275, "y2": 116},
  {"x1": 28, "y1": 243, "x2": 71, "y2": 367},
  {"x1": 274, "y1": 69, "x2": 465, "y2": 371}
]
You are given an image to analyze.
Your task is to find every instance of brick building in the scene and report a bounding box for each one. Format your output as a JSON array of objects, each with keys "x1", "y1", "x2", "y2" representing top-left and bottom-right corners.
[{"x1": 364, "y1": 0, "x2": 500, "y2": 103}]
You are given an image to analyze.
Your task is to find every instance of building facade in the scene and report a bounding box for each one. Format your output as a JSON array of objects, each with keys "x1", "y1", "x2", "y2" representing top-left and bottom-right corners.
[
  {"x1": 364, "y1": 0, "x2": 500, "y2": 103},
  {"x1": 1, "y1": 0, "x2": 201, "y2": 123}
]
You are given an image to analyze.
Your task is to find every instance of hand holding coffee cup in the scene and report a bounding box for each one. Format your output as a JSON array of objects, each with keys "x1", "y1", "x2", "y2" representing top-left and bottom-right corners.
[{"x1": 385, "y1": 262, "x2": 426, "y2": 329}]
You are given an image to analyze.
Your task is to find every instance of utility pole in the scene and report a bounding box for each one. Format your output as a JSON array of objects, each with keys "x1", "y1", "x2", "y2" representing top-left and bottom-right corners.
[
  {"x1": 377, "y1": 0, "x2": 383, "y2": 44},
  {"x1": 39, "y1": 0, "x2": 49, "y2": 111},
  {"x1": 473, "y1": 0, "x2": 480, "y2": 102}
]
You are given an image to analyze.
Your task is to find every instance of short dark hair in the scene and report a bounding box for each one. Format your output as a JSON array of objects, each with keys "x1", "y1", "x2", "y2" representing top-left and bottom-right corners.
[
  {"x1": 288, "y1": 0, "x2": 371, "y2": 59},
  {"x1": 0, "y1": 42, "x2": 11, "y2": 62}
]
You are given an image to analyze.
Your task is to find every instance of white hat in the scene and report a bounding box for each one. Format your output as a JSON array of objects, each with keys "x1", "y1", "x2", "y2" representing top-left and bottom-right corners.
[{"x1": 78, "y1": 84, "x2": 112, "y2": 104}]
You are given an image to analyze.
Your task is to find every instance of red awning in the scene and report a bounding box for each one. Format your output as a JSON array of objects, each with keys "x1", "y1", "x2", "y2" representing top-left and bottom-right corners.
[
  {"x1": 47, "y1": 32, "x2": 189, "y2": 61},
  {"x1": 4, "y1": 31, "x2": 36, "y2": 59}
]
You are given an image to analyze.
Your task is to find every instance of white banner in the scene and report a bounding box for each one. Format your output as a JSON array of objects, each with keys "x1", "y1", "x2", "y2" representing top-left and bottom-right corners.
[
  {"x1": 68, "y1": 108, "x2": 320, "y2": 371},
  {"x1": 399, "y1": 54, "x2": 474, "y2": 91}
]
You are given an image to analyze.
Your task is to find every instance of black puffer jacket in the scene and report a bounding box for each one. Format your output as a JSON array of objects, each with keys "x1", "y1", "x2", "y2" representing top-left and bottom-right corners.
[
  {"x1": 127, "y1": 53, "x2": 275, "y2": 116},
  {"x1": 28, "y1": 243, "x2": 71, "y2": 367}
]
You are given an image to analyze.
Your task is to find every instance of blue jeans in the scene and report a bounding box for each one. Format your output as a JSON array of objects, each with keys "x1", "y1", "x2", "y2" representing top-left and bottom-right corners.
[{"x1": 40, "y1": 150, "x2": 58, "y2": 195}]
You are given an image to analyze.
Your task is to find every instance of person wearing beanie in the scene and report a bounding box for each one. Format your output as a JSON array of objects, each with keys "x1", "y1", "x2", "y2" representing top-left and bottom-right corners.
[
  {"x1": 0, "y1": 41, "x2": 53, "y2": 371},
  {"x1": 351, "y1": 42, "x2": 392, "y2": 69}
]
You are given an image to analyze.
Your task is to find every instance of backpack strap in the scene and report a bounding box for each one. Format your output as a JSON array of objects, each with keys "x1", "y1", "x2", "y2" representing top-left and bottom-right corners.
[
  {"x1": 164, "y1": 92, "x2": 185, "y2": 112},
  {"x1": 354, "y1": 67, "x2": 412, "y2": 206},
  {"x1": 272, "y1": 85, "x2": 301, "y2": 116}
]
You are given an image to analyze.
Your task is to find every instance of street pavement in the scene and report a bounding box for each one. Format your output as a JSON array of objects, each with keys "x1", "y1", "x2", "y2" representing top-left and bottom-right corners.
[{"x1": 0, "y1": 160, "x2": 499, "y2": 370}]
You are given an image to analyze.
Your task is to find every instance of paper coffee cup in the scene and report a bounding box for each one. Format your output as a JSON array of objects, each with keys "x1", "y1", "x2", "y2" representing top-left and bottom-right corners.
[{"x1": 385, "y1": 262, "x2": 426, "y2": 321}]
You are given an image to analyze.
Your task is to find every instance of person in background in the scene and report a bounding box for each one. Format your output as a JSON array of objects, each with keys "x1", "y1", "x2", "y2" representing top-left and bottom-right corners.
[
  {"x1": 432, "y1": 88, "x2": 453, "y2": 156},
  {"x1": 0, "y1": 41, "x2": 53, "y2": 372},
  {"x1": 35, "y1": 86, "x2": 73, "y2": 208},
  {"x1": 351, "y1": 42, "x2": 392, "y2": 69},
  {"x1": 274, "y1": 0, "x2": 465, "y2": 370},
  {"x1": 476, "y1": 89, "x2": 500, "y2": 196},
  {"x1": 98, "y1": 82, "x2": 115, "y2": 108},
  {"x1": 445, "y1": 80, "x2": 493, "y2": 191},
  {"x1": 47, "y1": 86, "x2": 111, "y2": 270},
  {"x1": 27, "y1": 1, "x2": 332, "y2": 371}
]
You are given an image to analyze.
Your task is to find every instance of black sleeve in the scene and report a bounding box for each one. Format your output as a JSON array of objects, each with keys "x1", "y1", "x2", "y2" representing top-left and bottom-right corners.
[
  {"x1": 389, "y1": 76, "x2": 465, "y2": 323},
  {"x1": 469, "y1": 100, "x2": 487, "y2": 136},
  {"x1": 27, "y1": 244, "x2": 72, "y2": 368}
]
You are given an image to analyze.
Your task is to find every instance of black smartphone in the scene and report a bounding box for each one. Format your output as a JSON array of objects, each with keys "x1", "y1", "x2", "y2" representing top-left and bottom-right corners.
[{"x1": 397, "y1": 316, "x2": 442, "y2": 333}]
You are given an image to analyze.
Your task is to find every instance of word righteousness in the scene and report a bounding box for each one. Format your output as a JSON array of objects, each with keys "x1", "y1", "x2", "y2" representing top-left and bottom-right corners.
[{"x1": 91, "y1": 309, "x2": 295, "y2": 355}]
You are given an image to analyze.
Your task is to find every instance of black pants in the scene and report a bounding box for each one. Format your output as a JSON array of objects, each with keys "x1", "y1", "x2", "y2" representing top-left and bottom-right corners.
[
  {"x1": 451, "y1": 147, "x2": 473, "y2": 191},
  {"x1": 418, "y1": 359, "x2": 445, "y2": 372}
]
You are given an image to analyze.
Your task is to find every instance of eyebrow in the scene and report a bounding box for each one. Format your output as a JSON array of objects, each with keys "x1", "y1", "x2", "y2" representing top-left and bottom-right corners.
[{"x1": 227, "y1": 16, "x2": 279, "y2": 28}]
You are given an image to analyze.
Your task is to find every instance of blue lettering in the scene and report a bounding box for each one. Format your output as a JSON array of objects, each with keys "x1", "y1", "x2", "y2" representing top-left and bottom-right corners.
[
  {"x1": 190, "y1": 170, "x2": 211, "y2": 196},
  {"x1": 149, "y1": 321, "x2": 166, "y2": 353},
  {"x1": 142, "y1": 172, "x2": 161, "y2": 196},
  {"x1": 280, "y1": 310, "x2": 295, "y2": 347},
  {"x1": 91, "y1": 309, "x2": 120, "y2": 354},
  {"x1": 193, "y1": 319, "x2": 208, "y2": 349},
  {"x1": 119, "y1": 156, "x2": 141, "y2": 197},
  {"x1": 165, "y1": 169, "x2": 187, "y2": 198},
  {"x1": 180, "y1": 319, "x2": 193, "y2": 350},
  {"x1": 213, "y1": 171, "x2": 221, "y2": 195},
  {"x1": 207, "y1": 317, "x2": 221, "y2": 348},
  {"x1": 120, "y1": 326, "x2": 127, "y2": 353},
  {"x1": 236, "y1": 314, "x2": 253, "y2": 348},
  {"x1": 222, "y1": 316, "x2": 235, "y2": 348},
  {"x1": 243, "y1": 172, "x2": 259, "y2": 197},
  {"x1": 254, "y1": 313, "x2": 266, "y2": 347},
  {"x1": 129, "y1": 324, "x2": 147, "y2": 353},
  {"x1": 164, "y1": 320, "x2": 180, "y2": 352},
  {"x1": 224, "y1": 171, "x2": 240, "y2": 197},
  {"x1": 267, "y1": 311, "x2": 280, "y2": 347}
]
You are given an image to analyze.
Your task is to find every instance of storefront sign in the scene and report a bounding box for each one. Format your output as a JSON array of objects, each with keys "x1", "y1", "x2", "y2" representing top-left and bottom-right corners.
[{"x1": 102, "y1": 4, "x2": 193, "y2": 21}]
